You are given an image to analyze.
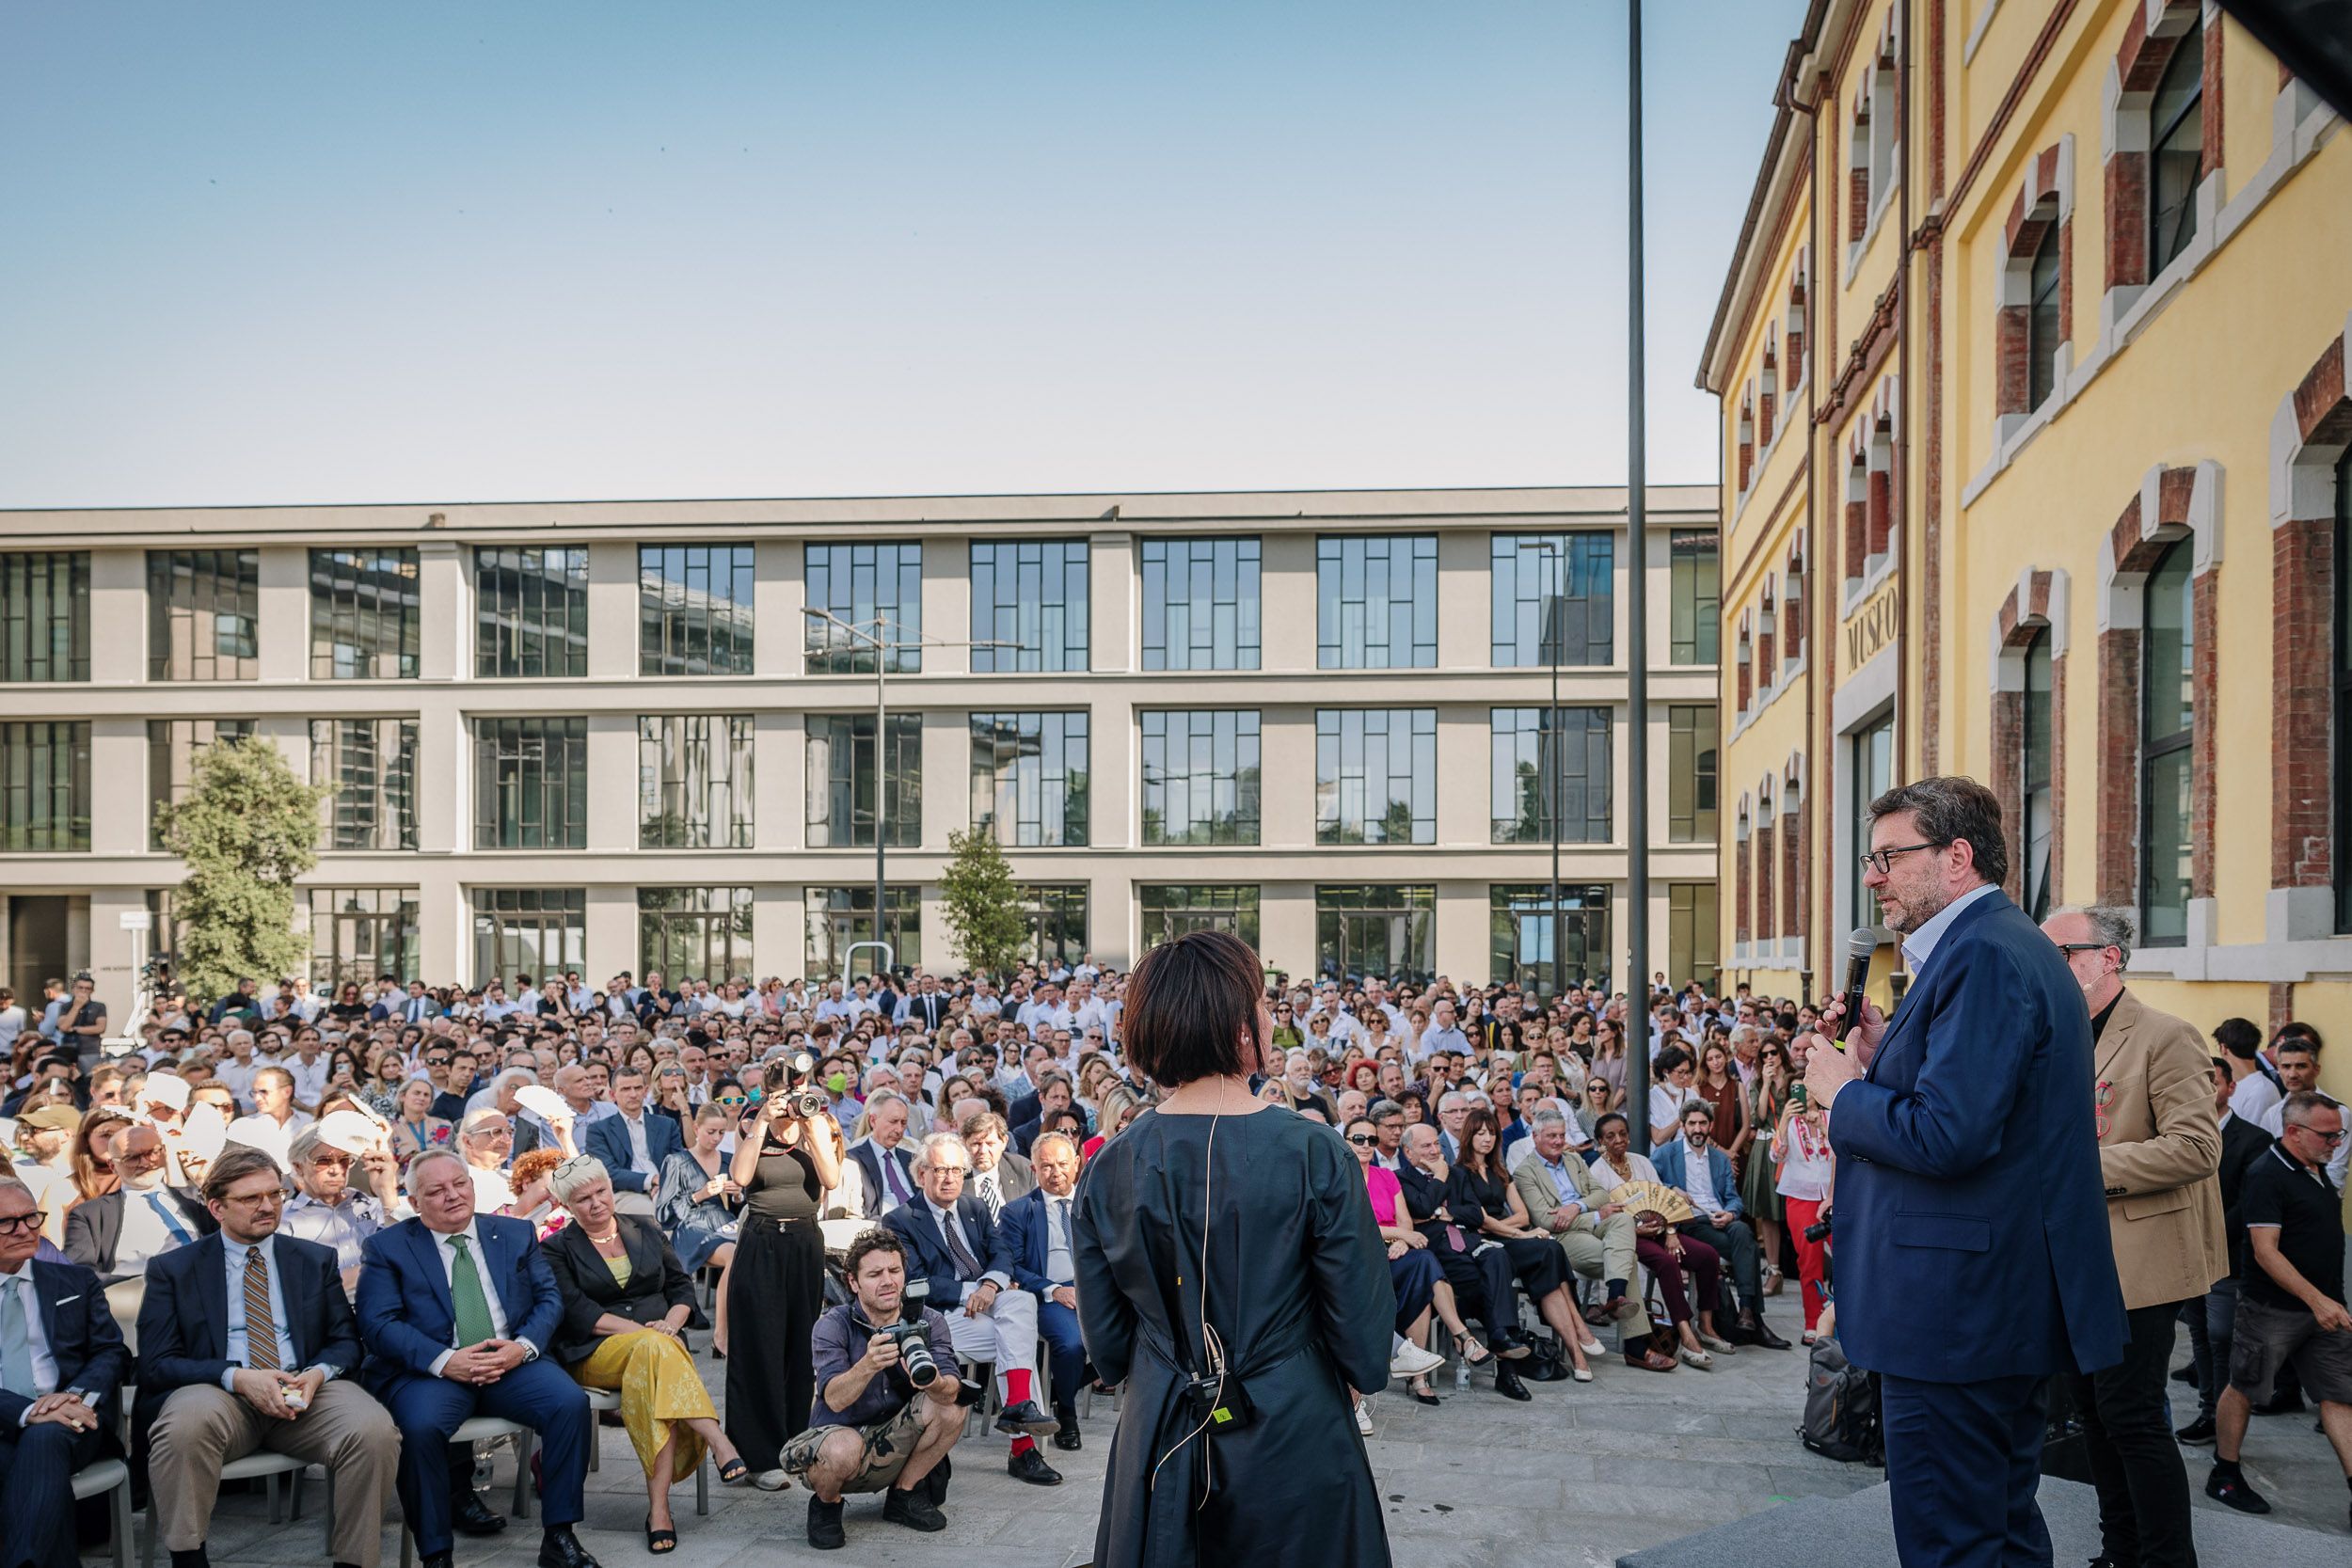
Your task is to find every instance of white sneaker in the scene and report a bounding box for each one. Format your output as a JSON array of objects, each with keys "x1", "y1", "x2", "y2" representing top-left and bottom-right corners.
[
  {"x1": 1390, "y1": 1341, "x2": 1445, "y2": 1379},
  {"x1": 1353, "y1": 1402, "x2": 1375, "y2": 1436}
]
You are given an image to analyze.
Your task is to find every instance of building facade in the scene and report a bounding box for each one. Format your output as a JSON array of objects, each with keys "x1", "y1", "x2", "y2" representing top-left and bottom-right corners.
[
  {"x1": 0, "y1": 486, "x2": 1719, "y2": 1015},
  {"x1": 1700, "y1": 0, "x2": 2352, "y2": 1081}
]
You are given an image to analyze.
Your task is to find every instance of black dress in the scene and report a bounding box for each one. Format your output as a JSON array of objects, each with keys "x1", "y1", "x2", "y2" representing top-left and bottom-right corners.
[
  {"x1": 1074, "y1": 1105, "x2": 1393, "y2": 1568},
  {"x1": 1445, "y1": 1162, "x2": 1569, "y2": 1298},
  {"x1": 723, "y1": 1142, "x2": 825, "y2": 1471}
]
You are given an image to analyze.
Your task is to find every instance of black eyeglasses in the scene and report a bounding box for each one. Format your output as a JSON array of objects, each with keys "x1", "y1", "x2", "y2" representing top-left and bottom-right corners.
[
  {"x1": 0, "y1": 1212, "x2": 41, "y2": 1234},
  {"x1": 2054, "y1": 943, "x2": 2115, "y2": 956},
  {"x1": 1343, "y1": 1133, "x2": 1378, "y2": 1146},
  {"x1": 1858, "y1": 842, "x2": 1943, "y2": 876}
]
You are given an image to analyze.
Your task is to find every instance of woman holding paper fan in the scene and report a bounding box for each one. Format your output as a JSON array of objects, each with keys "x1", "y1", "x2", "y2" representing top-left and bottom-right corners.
[{"x1": 1590, "y1": 1111, "x2": 1728, "y2": 1370}]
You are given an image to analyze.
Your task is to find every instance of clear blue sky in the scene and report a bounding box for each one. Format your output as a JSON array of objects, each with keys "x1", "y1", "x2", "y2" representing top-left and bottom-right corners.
[{"x1": 0, "y1": 2, "x2": 1795, "y2": 508}]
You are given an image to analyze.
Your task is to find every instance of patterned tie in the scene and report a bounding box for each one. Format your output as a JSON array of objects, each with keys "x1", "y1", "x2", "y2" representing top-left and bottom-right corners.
[
  {"x1": 977, "y1": 1170, "x2": 1001, "y2": 1222},
  {"x1": 938, "y1": 1208, "x2": 983, "y2": 1280},
  {"x1": 243, "y1": 1246, "x2": 281, "y2": 1371},
  {"x1": 882, "y1": 1153, "x2": 911, "y2": 1205},
  {"x1": 445, "y1": 1235, "x2": 496, "y2": 1346},
  {"x1": 0, "y1": 1275, "x2": 33, "y2": 1398}
]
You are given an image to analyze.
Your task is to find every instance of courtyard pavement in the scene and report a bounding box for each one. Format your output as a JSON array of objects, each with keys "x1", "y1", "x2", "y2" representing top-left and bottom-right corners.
[{"x1": 107, "y1": 1310, "x2": 2348, "y2": 1568}]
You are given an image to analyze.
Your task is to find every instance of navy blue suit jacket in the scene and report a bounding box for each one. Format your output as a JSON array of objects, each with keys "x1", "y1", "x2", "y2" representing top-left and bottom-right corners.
[
  {"x1": 1828, "y1": 887, "x2": 2126, "y2": 1382},
  {"x1": 134, "y1": 1232, "x2": 362, "y2": 1448},
  {"x1": 353, "y1": 1215, "x2": 564, "y2": 1396},
  {"x1": 884, "y1": 1194, "x2": 1008, "y2": 1307},
  {"x1": 584, "y1": 1112, "x2": 685, "y2": 1194},
  {"x1": 0, "y1": 1258, "x2": 128, "y2": 1428},
  {"x1": 1652, "y1": 1138, "x2": 1745, "y2": 1220},
  {"x1": 992, "y1": 1187, "x2": 1076, "y2": 1296}
]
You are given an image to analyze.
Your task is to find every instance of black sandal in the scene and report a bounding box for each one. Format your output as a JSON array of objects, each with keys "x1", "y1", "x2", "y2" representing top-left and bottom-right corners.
[
  {"x1": 645, "y1": 1516, "x2": 677, "y2": 1554},
  {"x1": 1457, "y1": 1336, "x2": 1492, "y2": 1367},
  {"x1": 716, "y1": 1457, "x2": 749, "y2": 1485},
  {"x1": 1409, "y1": 1378, "x2": 1439, "y2": 1407}
]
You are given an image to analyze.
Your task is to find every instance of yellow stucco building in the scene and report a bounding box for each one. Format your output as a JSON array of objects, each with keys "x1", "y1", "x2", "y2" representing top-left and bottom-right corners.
[{"x1": 1699, "y1": 0, "x2": 2351, "y2": 1100}]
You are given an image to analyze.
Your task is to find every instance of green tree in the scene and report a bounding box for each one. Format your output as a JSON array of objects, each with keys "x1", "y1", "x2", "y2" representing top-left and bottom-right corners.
[
  {"x1": 939, "y1": 826, "x2": 1031, "y2": 978},
  {"x1": 160, "y1": 736, "x2": 331, "y2": 1005}
]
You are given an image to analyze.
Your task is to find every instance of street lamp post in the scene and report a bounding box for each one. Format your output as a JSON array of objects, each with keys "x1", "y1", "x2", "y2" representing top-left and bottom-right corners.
[
  {"x1": 803, "y1": 608, "x2": 1014, "y2": 977},
  {"x1": 1516, "y1": 539, "x2": 1565, "y2": 1006},
  {"x1": 1625, "y1": 0, "x2": 1654, "y2": 1150}
]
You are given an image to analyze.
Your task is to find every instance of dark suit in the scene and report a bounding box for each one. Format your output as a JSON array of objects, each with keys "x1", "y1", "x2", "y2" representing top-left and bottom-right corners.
[
  {"x1": 1828, "y1": 886, "x2": 2126, "y2": 1568},
  {"x1": 541, "y1": 1217, "x2": 700, "y2": 1367},
  {"x1": 993, "y1": 1187, "x2": 1086, "y2": 1406},
  {"x1": 356, "y1": 1215, "x2": 588, "y2": 1555},
  {"x1": 899, "y1": 991, "x2": 951, "y2": 1032},
  {"x1": 62, "y1": 1186, "x2": 215, "y2": 1282},
  {"x1": 885, "y1": 1192, "x2": 1006, "y2": 1306},
  {"x1": 584, "y1": 1113, "x2": 686, "y2": 1196},
  {"x1": 134, "y1": 1232, "x2": 363, "y2": 1448},
  {"x1": 844, "y1": 1139, "x2": 916, "y2": 1217},
  {"x1": 0, "y1": 1259, "x2": 128, "y2": 1568},
  {"x1": 1391, "y1": 1161, "x2": 1518, "y2": 1336}
]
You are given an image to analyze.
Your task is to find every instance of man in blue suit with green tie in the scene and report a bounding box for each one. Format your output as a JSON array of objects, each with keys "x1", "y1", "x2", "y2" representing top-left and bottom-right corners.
[
  {"x1": 357, "y1": 1150, "x2": 597, "y2": 1568},
  {"x1": 1804, "y1": 777, "x2": 2126, "y2": 1568}
]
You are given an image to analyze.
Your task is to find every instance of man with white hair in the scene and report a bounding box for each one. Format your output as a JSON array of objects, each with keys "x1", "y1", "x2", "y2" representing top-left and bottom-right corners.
[
  {"x1": 282, "y1": 1123, "x2": 398, "y2": 1291},
  {"x1": 214, "y1": 1028, "x2": 268, "y2": 1111},
  {"x1": 883, "y1": 1132, "x2": 1062, "y2": 1486},
  {"x1": 841, "y1": 1092, "x2": 917, "y2": 1218}
]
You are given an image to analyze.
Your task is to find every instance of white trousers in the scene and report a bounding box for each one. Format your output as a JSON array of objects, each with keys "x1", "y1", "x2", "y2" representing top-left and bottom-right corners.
[{"x1": 939, "y1": 1283, "x2": 1039, "y2": 1402}]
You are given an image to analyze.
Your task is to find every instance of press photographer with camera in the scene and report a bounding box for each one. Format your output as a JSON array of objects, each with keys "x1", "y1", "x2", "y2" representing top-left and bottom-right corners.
[
  {"x1": 723, "y1": 1053, "x2": 844, "y2": 1491},
  {"x1": 776, "y1": 1228, "x2": 964, "y2": 1551}
]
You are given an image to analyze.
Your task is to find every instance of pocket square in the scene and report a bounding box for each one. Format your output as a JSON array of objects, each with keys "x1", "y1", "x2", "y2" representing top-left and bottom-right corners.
[{"x1": 56, "y1": 1295, "x2": 82, "y2": 1307}]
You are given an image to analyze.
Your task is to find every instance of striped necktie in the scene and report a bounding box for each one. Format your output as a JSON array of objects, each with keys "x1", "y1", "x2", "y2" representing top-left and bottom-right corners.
[
  {"x1": 977, "y1": 1169, "x2": 1002, "y2": 1222},
  {"x1": 243, "y1": 1245, "x2": 281, "y2": 1371}
]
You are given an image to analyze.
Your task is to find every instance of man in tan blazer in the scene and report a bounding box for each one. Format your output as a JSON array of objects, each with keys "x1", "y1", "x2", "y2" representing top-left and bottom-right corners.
[
  {"x1": 2043, "y1": 906, "x2": 2224, "y2": 1568},
  {"x1": 1512, "y1": 1111, "x2": 1641, "y2": 1321}
]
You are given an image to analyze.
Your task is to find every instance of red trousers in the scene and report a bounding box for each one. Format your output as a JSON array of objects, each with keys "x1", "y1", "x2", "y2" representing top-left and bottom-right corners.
[
  {"x1": 1784, "y1": 1195, "x2": 1830, "y2": 1330},
  {"x1": 1633, "y1": 1234, "x2": 1720, "y2": 1325}
]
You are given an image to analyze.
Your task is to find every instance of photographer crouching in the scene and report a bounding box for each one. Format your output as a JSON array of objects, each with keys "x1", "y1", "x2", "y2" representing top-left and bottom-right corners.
[{"x1": 777, "y1": 1228, "x2": 965, "y2": 1551}]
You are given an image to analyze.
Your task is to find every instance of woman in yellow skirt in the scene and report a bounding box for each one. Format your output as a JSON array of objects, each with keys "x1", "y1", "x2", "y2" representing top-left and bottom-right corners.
[{"x1": 544, "y1": 1156, "x2": 752, "y2": 1552}]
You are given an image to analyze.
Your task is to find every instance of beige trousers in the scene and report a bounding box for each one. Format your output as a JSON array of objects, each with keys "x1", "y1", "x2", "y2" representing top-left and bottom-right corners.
[{"x1": 148, "y1": 1380, "x2": 401, "y2": 1568}]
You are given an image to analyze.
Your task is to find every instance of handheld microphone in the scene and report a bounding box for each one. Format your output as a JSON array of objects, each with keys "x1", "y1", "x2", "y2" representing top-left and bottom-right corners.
[{"x1": 1833, "y1": 927, "x2": 1877, "y2": 1049}]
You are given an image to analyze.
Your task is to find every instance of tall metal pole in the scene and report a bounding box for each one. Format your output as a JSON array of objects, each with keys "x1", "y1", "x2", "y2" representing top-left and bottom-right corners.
[
  {"x1": 1625, "y1": 0, "x2": 1653, "y2": 1150},
  {"x1": 874, "y1": 646, "x2": 888, "y2": 975},
  {"x1": 1550, "y1": 615, "x2": 1563, "y2": 1006}
]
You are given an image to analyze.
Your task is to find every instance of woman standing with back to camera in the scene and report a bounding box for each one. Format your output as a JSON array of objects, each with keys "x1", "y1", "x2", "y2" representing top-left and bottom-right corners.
[{"x1": 1074, "y1": 930, "x2": 1394, "y2": 1567}]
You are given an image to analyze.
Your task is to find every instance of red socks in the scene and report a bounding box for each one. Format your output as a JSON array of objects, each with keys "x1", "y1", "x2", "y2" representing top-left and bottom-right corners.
[{"x1": 1007, "y1": 1369, "x2": 1033, "y2": 1406}]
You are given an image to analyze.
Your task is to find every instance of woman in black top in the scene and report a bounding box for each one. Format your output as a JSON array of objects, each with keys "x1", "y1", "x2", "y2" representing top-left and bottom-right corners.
[
  {"x1": 724, "y1": 1057, "x2": 845, "y2": 1482},
  {"x1": 1074, "y1": 930, "x2": 1393, "y2": 1568},
  {"x1": 1446, "y1": 1107, "x2": 1595, "y2": 1380}
]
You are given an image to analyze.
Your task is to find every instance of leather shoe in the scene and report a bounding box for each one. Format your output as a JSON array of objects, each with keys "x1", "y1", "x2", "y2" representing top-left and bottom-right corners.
[
  {"x1": 1492, "y1": 1363, "x2": 1532, "y2": 1402},
  {"x1": 994, "y1": 1398, "x2": 1063, "y2": 1436},
  {"x1": 1741, "y1": 1315, "x2": 1792, "y2": 1350},
  {"x1": 1053, "y1": 1403, "x2": 1083, "y2": 1451},
  {"x1": 453, "y1": 1497, "x2": 507, "y2": 1536},
  {"x1": 1008, "y1": 1447, "x2": 1063, "y2": 1486},
  {"x1": 536, "y1": 1528, "x2": 601, "y2": 1568},
  {"x1": 1489, "y1": 1327, "x2": 1533, "y2": 1360},
  {"x1": 421, "y1": 1556, "x2": 453, "y2": 1568}
]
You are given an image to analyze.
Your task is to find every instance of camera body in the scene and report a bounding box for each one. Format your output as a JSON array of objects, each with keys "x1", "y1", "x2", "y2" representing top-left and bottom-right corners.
[
  {"x1": 762, "y1": 1052, "x2": 832, "y2": 1119},
  {"x1": 1803, "y1": 1213, "x2": 1834, "y2": 1243},
  {"x1": 873, "y1": 1320, "x2": 941, "y2": 1388}
]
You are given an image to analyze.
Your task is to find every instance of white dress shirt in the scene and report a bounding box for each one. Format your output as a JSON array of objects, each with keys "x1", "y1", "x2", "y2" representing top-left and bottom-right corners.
[
  {"x1": 1897, "y1": 881, "x2": 2000, "y2": 981},
  {"x1": 1676, "y1": 1135, "x2": 1723, "y2": 1214},
  {"x1": 116, "y1": 1184, "x2": 196, "y2": 1275},
  {"x1": 618, "y1": 1113, "x2": 655, "y2": 1176}
]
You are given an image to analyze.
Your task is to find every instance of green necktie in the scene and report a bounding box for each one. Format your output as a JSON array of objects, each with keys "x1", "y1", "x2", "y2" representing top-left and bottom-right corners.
[{"x1": 445, "y1": 1235, "x2": 496, "y2": 1347}]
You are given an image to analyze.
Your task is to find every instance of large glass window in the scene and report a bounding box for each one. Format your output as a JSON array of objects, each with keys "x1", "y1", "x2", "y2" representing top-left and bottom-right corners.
[
  {"x1": 1667, "y1": 882, "x2": 1720, "y2": 993},
  {"x1": 2026, "y1": 225, "x2": 2062, "y2": 412},
  {"x1": 311, "y1": 718, "x2": 419, "y2": 851},
  {"x1": 1316, "y1": 885, "x2": 1436, "y2": 985},
  {"x1": 1851, "y1": 714, "x2": 1894, "y2": 929},
  {"x1": 807, "y1": 714, "x2": 922, "y2": 848},
  {"x1": 474, "y1": 717, "x2": 588, "y2": 849},
  {"x1": 1490, "y1": 883, "x2": 1612, "y2": 995},
  {"x1": 309, "y1": 887, "x2": 420, "y2": 991},
  {"x1": 805, "y1": 543, "x2": 922, "y2": 673},
  {"x1": 476, "y1": 546, "x2": 589, "y2": 678},
  {"x1": 971, "y1": 541, "x2": 1089, "y2": 672},
  {"x1": 310, "y1": 549, "x2": 419, "y2": 680},
  {"x1": 1317, "y1": 535, "x2": 1437, "y2": 669},
  {"x1": 149, "y1": 550, "x2": 258, "y2": 681},
  {"x1": 2337, "y1": 448, "x2": 2351, "y2": 933},
  {"x1": 2149, "y1": 22, "x2": 2203, "y2": 277},
  {"x1": 1491, "y1": 706, "x2": 1613, "y2": 844},
  {"x1": 2022, "y1": 631, "x2": 2055, "y2": 920},
  {"x1": 805, "y1": 885, "x2": 921, "y2": 977},
  {"x1": 638, "y1": 715, "x2": 755, "y2": 849},
  {"x1": 969, "y1": 711, "x2": 1089, "y2": 847},
  {"x1": 1669, "y1": 531, "x2": 1720, "y2": 665},
  {"x1": 640, "y1": 545, "x2": 755, "y2": 676},
  {"x1": 472, "y1": 888, "x2": 584, "y2": 986},
  {"x1": 639, "y1": 887, "x2": 753, "y2": 981},
  {"x1": 1491, "y1": 532, "x2": 1613, "y2": 667},
  {"x1": 1, "y1": 552, "x2": 89, "y2": 683},
  {"x1": 1024, "y1": 884, "x2": 1089, "y2": 969},
  {"x1": 2141, "y1": 545, "x2": 2194, "y2": 945},
  {"x1": 1141, "y1": 537, "x2": 1260, "y2": 671},
  {"x1": 1140, "y1": 710, "x2": 1261, "y2": 846},
  {"x1": 1667, "y1": 705, "x2": 1719, "y2": 843},
  {"x1": 1139, "y1": 885, "x2": 1261, "y2": 950},
  {"x1": 0, "y1": 721, "x2": 89, "y2": 850},
  {"x1": 1315, "y1": 708, "x2": 1436, "y2": 845},
  {"x1": 148, "y1": 720, "x2": 256, "y2": 851}
]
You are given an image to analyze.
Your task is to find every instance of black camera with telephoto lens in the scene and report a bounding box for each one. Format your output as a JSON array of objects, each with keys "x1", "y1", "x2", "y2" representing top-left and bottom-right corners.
[
  {"x1": 874, "y1": 1277, "x2": 941, "y2": 1388},
  {"x1": 762, "y1": 1052, "x2": 832, "y2": 1119}
]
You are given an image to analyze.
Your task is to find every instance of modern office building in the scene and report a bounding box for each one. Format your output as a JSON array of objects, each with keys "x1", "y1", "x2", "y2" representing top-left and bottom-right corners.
[
  {"x1": 1698, "y1": 0, "x2": 2351, "y2": 1063},
  {"x1": 0, "y1": 485, "x2": 1719, "y2": 1016}
]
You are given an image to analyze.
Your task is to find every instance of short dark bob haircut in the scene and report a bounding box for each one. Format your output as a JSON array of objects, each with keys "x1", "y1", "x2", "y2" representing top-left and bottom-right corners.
[{"x1": 1120, "y1": 928, "x2": 1266, "y2": 1087}]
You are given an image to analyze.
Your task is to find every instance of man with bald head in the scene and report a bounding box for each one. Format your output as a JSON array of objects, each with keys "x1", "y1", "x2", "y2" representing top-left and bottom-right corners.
[{"x1": 63, "y1": 1123, "x2": 215, "y2": 1282}]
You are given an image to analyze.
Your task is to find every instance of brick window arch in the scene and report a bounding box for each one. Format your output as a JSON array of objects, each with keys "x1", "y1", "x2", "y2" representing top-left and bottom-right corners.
[
  {"x1": 1735, "y1": 794, "x2": 1754, "y2": 950},
  {"x1": 1760, "y1": 330, "x2": 1780, "y2": 449},
  {"x1": 1989, "y1": 569, "x2": 2071, "y2": 920},
  {"x1": 1737, "y1": 387, "x2": 1756, "y2": 499},
  {"x1": 1757, "y1": 580, "x2": 1777, "y2": 692},
  {"x1": 2269, "y1": 314, "x2": 2352, "y2": 937},
  {"x1": 1782, "y1": 758, "x2": 1806, "y2": 951},
  {"x1": 2095, "y1": 462, "x2": 2223, "y2": 944},
  {"x1": 1756, "y1": 779, "x2": 1777, "y2": 944},
  {"x1": 1783, "y1": 542, "x2": 1806, "y2": 664},
  {"x1": 1995, "y1": 138, "x2": 2075, "y2": 435},
  {"x1": 1843, "y1": 384, "x2": 1899, "y2": 592},
  {"x1": 1785, "y1": 254, "x2": 1808, "y2": 390},
  {"x1": 2103, "y1": 2, "x2": 2222, "y2": 315},
  {"x1": 1735, "y1": 610, "x2": 1754, "y2": 715}
]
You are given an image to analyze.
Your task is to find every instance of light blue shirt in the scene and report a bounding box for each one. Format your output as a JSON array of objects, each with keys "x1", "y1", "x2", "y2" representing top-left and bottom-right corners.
[
  {"x1": 1898, "y1": 882, "x2": 1999, "y2": 984},
  {"x1": 1538, "y1": 1156, "x2": 1585, "y2": 1220},
  {"x1": 219, "y1": 1233, "x2": 337, "y2": 1389}
]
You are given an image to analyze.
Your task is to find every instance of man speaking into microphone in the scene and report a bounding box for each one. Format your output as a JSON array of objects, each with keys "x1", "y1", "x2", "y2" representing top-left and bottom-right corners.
[{"x1": 1802, "y1": 776, "x2": 2124, "y2": 1568}]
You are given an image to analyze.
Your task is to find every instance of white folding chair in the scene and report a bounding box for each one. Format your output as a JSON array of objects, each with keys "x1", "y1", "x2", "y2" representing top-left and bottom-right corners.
[
  {"x1": 396, "y1": 1417, "x2": 533, "y2": 1568},
  {"x1": 72, "y1": 1457, "x2": 135, "y2": 1568}
]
